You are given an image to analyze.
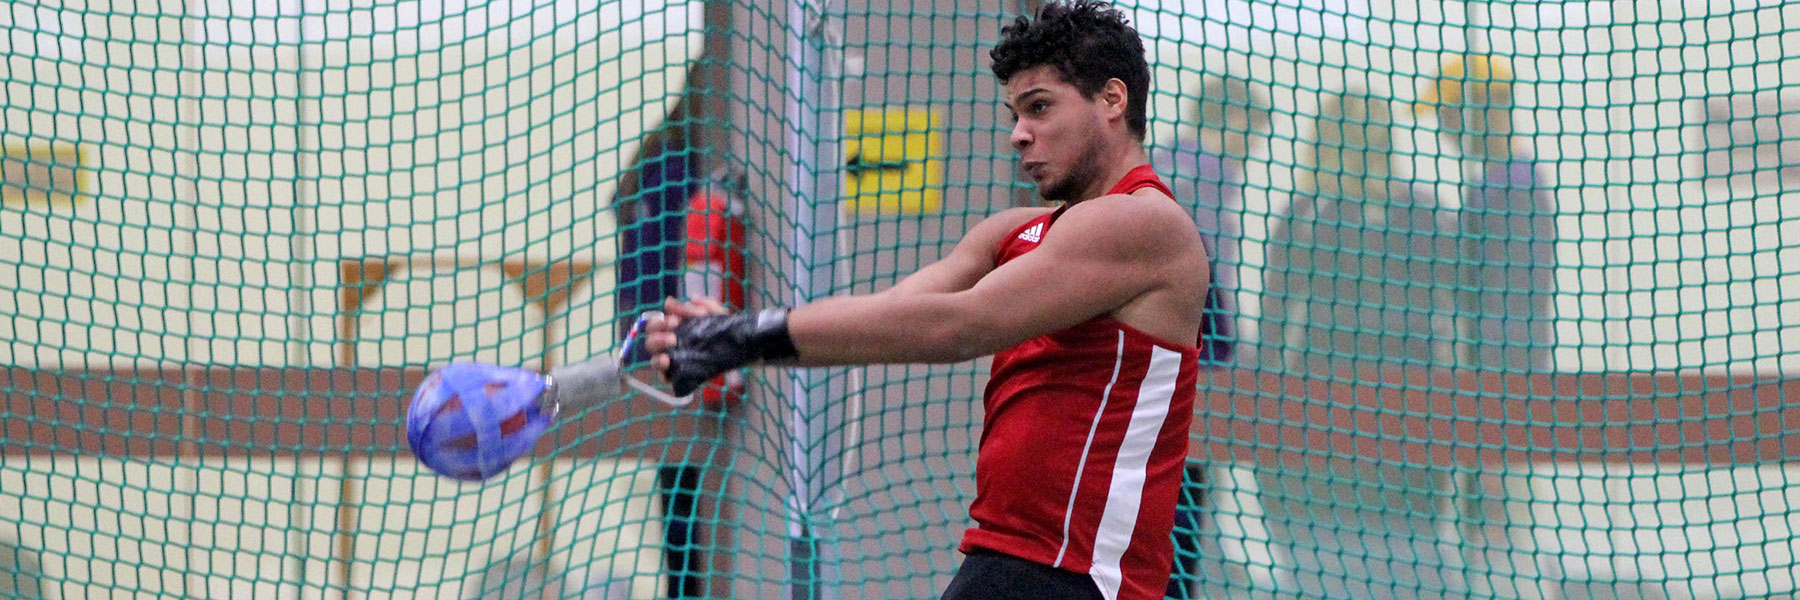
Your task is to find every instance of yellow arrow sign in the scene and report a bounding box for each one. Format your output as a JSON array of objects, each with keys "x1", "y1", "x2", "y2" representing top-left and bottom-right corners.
[{"x1": 844, "y1": 107, "x2": 943, "y2": 214}]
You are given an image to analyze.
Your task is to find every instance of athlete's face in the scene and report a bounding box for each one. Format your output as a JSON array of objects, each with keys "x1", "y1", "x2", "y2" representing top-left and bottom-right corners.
[{"x1": 1004, "y1": 65, "x2": 1115, "y2": 202}]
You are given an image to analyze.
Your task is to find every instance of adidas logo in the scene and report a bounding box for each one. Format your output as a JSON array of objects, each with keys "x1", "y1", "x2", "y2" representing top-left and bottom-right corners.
[{"x1": 1018, "y1": 223, "x2": 1044, "y2": 243}]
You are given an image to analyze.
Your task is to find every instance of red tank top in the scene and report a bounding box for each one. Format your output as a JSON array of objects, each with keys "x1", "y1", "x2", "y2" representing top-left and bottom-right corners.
[{"x1": 959, "y1": 165, "x2": 1201, "y2": 600}]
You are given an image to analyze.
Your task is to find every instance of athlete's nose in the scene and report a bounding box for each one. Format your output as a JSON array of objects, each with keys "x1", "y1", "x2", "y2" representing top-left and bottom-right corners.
[{"x1": 1010, "y1": 121, "x2": 1032, "y2": 151}]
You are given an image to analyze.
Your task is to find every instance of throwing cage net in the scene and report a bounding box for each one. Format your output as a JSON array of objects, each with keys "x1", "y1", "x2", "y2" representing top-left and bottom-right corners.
[{"x1": 2, "y1": 1, "x2": 1798, "y2": 598}]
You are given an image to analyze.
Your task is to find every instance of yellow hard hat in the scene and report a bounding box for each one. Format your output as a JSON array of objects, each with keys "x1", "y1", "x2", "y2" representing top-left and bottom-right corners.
[{"x1": 1417, "y1": 54, "x2": 1515, "y2": 113}]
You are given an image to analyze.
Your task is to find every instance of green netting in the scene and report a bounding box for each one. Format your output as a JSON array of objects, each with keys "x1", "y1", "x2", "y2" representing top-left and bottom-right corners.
[{"x1": 2, "y1": 0, "x2": 1798, "y2": 599}]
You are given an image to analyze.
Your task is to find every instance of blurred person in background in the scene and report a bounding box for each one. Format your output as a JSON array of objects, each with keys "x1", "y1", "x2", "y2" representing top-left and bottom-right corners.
[
  {"x1": 1419, "y1": 53, "x2": 1562, "y2": 598},
  {"x1": 1419, "y1": 54, "x2": 1558, "y2": 371},
  {"x1": 1253, "y1": 87, "x2": 1466, "y2": 598},
  {"x1": 612, "y1": 96, "x2": 715, "y2": 599},
  {"x1": 1258, "y1": 88, "x2": 1455, "y2": 373}
]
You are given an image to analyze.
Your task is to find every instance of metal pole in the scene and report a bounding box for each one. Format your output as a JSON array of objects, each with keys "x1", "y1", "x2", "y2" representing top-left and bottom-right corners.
[
  {"x1": 1452, "y1": 2, "x2": 1486, "y2": 597},
  {"x1": 783, "y1": 1, "x2": 843, "y2": 599}
]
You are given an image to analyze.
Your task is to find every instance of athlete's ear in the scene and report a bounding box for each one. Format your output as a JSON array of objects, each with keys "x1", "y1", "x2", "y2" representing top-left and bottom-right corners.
[{"x1": 1100, "y1": 78, "x2": 1129, "y2": 122}]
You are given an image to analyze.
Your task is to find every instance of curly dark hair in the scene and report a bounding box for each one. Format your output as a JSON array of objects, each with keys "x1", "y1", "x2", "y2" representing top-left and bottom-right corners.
[{"x1": 990, "y1": 0, "x2": 1150, "y2": 139}]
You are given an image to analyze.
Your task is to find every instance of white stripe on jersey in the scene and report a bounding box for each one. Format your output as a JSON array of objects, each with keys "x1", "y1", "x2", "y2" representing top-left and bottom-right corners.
[
  {"x1": 1053, "y1": 330, "x2": 1127, "y2": 568},
  {"x1": 1087, "y1": 345, "x2": 1182, "y2": 600}
]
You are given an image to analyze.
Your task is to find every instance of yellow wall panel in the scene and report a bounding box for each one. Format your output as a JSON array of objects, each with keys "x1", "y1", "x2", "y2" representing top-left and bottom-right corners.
[{"x1": 843, "y1": 107, "x2": 944, "y2": 214}]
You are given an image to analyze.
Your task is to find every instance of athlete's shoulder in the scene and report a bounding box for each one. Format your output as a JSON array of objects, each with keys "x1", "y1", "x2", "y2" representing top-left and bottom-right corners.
[
  {"x1": 1042, "y1": 194, "x2": 1202, "y2": 264},
  {"x1": 1063, "y1": 190, "x2": 1195, "y2": 231},
  {"x1": 968, "y1": 206, "x2": 1059, "y2": 241},
  {"x1": 946, "y1": 205, "x2": 1059, "y2": 261},
  {"x1": 987, "y1": 206, "x2": 1059, "y2": 229}
]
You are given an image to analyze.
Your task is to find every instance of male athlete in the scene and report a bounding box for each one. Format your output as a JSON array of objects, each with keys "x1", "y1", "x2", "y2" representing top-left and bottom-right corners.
[{"x1": 642, "y1": 2, "x2": 1209, "y2": 599}]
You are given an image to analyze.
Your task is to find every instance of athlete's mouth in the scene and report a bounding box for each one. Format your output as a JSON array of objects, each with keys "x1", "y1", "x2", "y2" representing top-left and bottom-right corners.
[{"x1": 1021, "y1": 161, "x2": 1047, "y2": 179}]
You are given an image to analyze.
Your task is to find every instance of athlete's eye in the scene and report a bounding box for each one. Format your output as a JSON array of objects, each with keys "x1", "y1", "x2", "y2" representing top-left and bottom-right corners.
[{"x1": 1030, "y1": 100, "x2": 1049, "y2": 114}]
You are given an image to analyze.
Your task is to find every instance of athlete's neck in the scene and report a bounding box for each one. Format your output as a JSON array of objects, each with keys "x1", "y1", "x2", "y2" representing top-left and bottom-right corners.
[{"x1": 1066, "y1": 144, "x2": 1151, "y2": 204}]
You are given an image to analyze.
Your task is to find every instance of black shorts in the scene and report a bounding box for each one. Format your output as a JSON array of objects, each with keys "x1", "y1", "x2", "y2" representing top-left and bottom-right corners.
[{"x1": 939, "y1": 550, "x2": 1103, "y2": 600}]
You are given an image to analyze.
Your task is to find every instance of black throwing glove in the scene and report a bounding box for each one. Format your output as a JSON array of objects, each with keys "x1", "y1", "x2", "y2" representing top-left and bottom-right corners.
[{"x1": 666, "y1": 308, "x2": 799, "y2": 396}]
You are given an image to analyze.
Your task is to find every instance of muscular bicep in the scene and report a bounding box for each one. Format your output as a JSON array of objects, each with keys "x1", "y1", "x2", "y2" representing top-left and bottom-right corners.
[{"x1": 948, "y1": 197, "x2": 1195, "y2": 351}]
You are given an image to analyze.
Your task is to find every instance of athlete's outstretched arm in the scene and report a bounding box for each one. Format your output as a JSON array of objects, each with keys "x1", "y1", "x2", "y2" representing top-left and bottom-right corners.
[
  {"x1": 644, "y1": 194, "x2": 1200, "y2": 392},
  {"x1": 780, "y1": 194, "x2": 1192, "y2": 364}
]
